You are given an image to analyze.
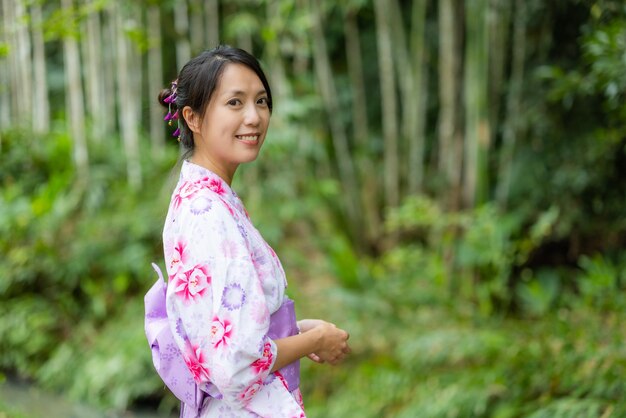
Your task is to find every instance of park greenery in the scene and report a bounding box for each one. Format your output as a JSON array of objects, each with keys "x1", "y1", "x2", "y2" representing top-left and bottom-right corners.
[{"x1": 1, "y1": 0, "x2": 626, "y2": 417}]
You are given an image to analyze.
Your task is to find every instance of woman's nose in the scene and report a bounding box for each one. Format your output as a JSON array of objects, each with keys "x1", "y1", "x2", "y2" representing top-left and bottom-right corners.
[{"x1": 244, "y1": 104, "x2": 260, "y2": 126}]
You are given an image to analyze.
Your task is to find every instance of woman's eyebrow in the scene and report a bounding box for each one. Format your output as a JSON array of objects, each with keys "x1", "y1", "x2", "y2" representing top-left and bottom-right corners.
[{"x1": 222, "y1": 89, "x2": 267, "y2": 97}]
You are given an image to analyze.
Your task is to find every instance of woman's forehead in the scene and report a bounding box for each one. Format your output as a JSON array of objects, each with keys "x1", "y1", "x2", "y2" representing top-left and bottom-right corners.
[{"x1": 215, "y1": 63, "x2": 265, "y2": 95}]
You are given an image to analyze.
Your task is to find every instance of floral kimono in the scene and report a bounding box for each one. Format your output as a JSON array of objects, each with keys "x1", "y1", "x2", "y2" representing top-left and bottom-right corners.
[{"x1": 162, "y1": 160, "x2": 306, "y2": 417}]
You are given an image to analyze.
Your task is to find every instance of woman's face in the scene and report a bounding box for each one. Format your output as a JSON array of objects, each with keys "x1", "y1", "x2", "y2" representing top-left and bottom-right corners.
[{"x1": 188, "y1": 63, "x2": 270, "y2": 177}]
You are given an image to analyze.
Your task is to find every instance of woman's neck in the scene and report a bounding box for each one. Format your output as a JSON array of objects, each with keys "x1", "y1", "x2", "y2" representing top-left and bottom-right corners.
[{"x1": 189, "y1": 154, "x2": 237, "y2": 186}]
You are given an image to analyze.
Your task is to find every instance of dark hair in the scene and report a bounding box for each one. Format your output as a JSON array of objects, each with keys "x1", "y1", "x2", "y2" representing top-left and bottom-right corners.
[{"x1": 158, "y1": 45, "x2": 273, "y2": 152}]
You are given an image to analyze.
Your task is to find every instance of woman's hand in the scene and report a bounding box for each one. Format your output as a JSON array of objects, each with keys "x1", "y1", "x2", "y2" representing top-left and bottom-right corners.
[
  {"x1": 297, "y1": 319, "x2": 325, "y2": 333},
  {"x1": 299, "y1": 319, "x2": 351, "y2": 365}
]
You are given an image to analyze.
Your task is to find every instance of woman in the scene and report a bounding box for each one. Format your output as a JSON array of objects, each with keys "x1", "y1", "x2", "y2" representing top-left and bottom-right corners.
[{"x1": 158, "y1": 46, "x2": 351, "y2": 417}]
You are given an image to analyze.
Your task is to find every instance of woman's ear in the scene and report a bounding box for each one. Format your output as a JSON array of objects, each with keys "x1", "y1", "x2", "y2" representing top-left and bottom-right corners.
[{"x1": 182, "y1": 106, "x2": 200, "y2": 134}]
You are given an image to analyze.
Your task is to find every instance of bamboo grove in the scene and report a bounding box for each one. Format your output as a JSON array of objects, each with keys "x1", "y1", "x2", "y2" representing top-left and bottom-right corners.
[{"x1": 2, "y1": 0, "x2": 626, "y2": 255}]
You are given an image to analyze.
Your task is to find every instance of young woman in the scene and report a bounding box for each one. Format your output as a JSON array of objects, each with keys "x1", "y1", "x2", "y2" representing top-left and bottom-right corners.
[{"x1": 158, "y1": 46, "x2": 351, "y2": 417}]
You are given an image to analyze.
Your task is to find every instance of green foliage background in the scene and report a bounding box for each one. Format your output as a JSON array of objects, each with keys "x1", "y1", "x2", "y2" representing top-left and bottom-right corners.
[{"x1": 2, "y1": 1, "x2": 626, "y2": 417}]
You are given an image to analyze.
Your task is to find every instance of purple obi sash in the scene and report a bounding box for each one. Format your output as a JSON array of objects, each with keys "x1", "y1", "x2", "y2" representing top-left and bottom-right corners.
[
  {"x1": 145, "y1": 263, "x2": 300, "y2": 415},
  {"x1": 267, "y1": 298, "x2": 301, "y2": 391}
]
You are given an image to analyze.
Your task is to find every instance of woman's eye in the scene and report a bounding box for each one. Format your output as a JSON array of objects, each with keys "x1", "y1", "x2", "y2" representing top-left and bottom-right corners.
[
  {"x1": 257, "y1": 97, "x2": 268, "y2": 106},
  {"x1": 227, "y1": 99, "x2": 241, "y2": 106}
]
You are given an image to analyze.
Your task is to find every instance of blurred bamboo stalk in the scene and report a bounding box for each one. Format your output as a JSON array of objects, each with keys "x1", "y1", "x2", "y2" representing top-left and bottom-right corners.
[
  {"x1": 62, "y1": 0, "x2": 89, "y2": 179},
  {"x1": 174, "y1": 0, "x2": 191, "y2": 70},
  {"x1": 2, "y1": 0, "x2": 32, "y2": 128},
  {"x1": 408, "y1": 0, "x2": 429, "y2": 195},
  {"x1": 0, "y1": 0, "x2": 8, "y2": 144},
  {"x1": 344, "y1": 8, "x2": 368, "y2": 150},
  {"x1": 437, "y1": 0, "x2": 462, "y2": 210},
  {"x1": 31, "y1": 2, "x2": 49, "y2": 134},
  {"x1": 488, "y1": 0, "x2": 511, "y2": 145},
  {"x1": 463, "y1": 0, "x2": 490, "y2": 208},
  {"x1": 102, "y1": 6, "x2": 117, "y2": 138},
  {"x1": 148, "y1": 5, "x2": 165, "y2": 157},
  {"x1": 374, "y1": 0, "x2": 399, "y2": 209},
  {"x1": 189, "y1": 0, "x2": 204, "y2": 54},
  {"x1": 114, "y1": 1, "x2": 142, "y2": 188},
  {"x1": 205, "y1": 0, "x2": 220, "y2": 48},
  {"x1": 344, "y1": 5, "x2": 381, "y2": 244},
  {"x1": 265, "y1": 0, "x2": 289, "y2": 101},
  {"x1": 82, "y1": 0, "x2": 104, "y2": 142},
  {"x1": 15, "y1": 0, "x2": 32, "y2": 126},
  {"x1": 496, "y1": 0, "x2": 526, "y2": 208},
  {"x1": 389, "y1": 0, "x2": 412, "y2": 199}
]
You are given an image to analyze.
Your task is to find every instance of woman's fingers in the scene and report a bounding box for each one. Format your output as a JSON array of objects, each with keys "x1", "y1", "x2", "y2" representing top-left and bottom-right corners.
[
  {"x1": 307, "y1": 353, "x2": 323, "y2": 363},
  {"x1": 310, "y1": 322, "x2": 352, "y2": 365}
]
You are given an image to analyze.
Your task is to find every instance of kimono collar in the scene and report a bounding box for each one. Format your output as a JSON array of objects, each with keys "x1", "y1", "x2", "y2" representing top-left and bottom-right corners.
[{"x1": 180, "y1": 160, "x2": 245, "y2": 215}]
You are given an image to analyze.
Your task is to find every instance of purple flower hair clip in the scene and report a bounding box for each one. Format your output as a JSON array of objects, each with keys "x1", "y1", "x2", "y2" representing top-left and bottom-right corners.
[{"x1": 164, "y1": 80, "x2": 181, "y2": 141}]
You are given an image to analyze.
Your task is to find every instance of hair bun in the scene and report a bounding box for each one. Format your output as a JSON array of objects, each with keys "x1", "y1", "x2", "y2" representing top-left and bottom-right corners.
[{"x1": 158, "y1": 87, "x2": 174, "y2": 108}]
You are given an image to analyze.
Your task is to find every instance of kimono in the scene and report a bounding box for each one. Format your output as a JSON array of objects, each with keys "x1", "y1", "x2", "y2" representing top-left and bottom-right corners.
[{"x1": 162, "y1": 160, "x2": 306, "y2": 417}]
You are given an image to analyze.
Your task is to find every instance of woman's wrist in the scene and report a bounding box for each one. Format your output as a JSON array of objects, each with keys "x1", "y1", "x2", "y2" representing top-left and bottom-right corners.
[
  {"x1": 297, "y1": 318, "x2": 325, "y2": 333},
  {"x1": 302, "y1": 325, "x2": 322, "y2": 353}
]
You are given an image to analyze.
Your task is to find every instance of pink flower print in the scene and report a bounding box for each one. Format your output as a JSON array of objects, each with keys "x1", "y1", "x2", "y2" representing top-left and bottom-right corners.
[
  {"x1": 266, "y1": 243, "x2": 277, "y2": 258},
  {"x1": 210, "y1": 316, "x2": 233, "y2": 349},
  {"x1": 251, "y1": 342, "x2": 273, "y2": 374},
  {"x1": 169, "y1": 240, "x2": 187, "y2": 272},
  {"x1": 294, "y1": 389, "x2": 305, "y2": 411},
  {"x1": 184, "y1": 343, "x2": 210, "y2": 383},
  {"x1": 239, "y1": 379, "x2": 263, "y2": 404},
  {"x1": 173, "y1": 264, "x2": 211, "y2": 304},
  {"x1": 275, "y1": 371, "x2": 289, "y2": 390},
  {"x1": 220, "y1": 199, "x2": 235, "y2": 216},
  {"x1": 250, "y1": 300, "x2": 269, "y2": 325},
  {"x1": 173, "y1": 181, "x2": 201, "y2": 209},
  {"x1": 208, "y1": 178, "x2": 226, "y2": 195}
]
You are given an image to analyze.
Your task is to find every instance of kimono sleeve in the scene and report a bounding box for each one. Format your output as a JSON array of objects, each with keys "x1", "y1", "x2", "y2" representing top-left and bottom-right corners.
[{"x1": 164, "y1": 192, "x2": 278, "y2": 410}]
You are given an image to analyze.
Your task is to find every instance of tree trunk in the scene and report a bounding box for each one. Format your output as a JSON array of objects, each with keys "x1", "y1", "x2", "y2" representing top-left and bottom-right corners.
[
  {"x1": 310, "y1": 0, "x2": 362, "y2": 243},
  {"x1": 496, "y1": 0, "x2": 526, "y2": 207},
  {"x1": 31, "y1": 2, "x2": 49, "y2": 134},
  {"x1": 374, "y1": 0, "x2": 399, "y2": 209},
  {"x1": 62, "y1": 0, "x2": 89, "y2": 179},
  {"x1": 408, "y1": 0, "x2": 429, "y2": 194},
  {"x1": 148, "y1": 5, "x2": 164, "y2": 157},
  {"x1": 205, "y1": 0, "x2": 220, "y2": 48},
  {"x1": 174, "y1": 0, "x2": 191, "y2": 70},
  {"x1": 463, "y1": 0, "x2": 490, "y2": 208},
  {"x1": 437, "y1": 0, "x2": 462, "y2": 210}
]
